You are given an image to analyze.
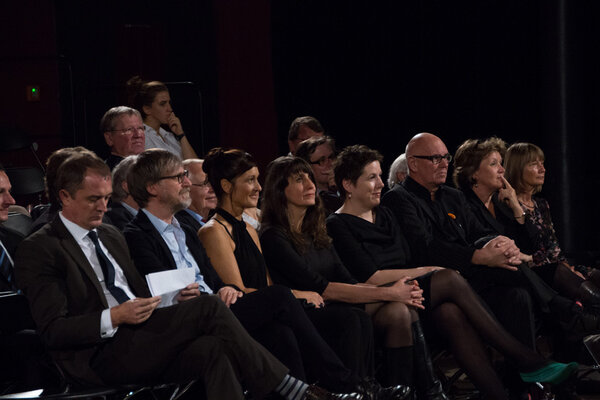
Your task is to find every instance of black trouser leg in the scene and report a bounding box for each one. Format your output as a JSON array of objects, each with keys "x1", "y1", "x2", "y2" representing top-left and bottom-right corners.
[{"x1": 231, "y1": 285, "x2": 355, "y2": 392}]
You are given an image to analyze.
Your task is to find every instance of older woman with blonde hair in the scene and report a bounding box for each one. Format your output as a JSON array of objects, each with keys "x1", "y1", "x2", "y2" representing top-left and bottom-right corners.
[{"x1": 504, "y1": 142, "x2": 600, "y2": 305}]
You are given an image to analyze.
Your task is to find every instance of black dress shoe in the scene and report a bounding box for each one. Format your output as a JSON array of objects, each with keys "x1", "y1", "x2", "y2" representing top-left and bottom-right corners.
[
  {"x1": 354, "y1": 377, "x2": 413, "y2": 400},
  {"x1": 303, "y1": 384, "x2": 364, "y2": 400}
]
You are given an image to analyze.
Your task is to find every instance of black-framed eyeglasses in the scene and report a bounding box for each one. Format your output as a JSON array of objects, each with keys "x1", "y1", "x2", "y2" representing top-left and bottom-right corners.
[
  {"x1": 158, "y1": 170, "x2": 189, "y2": 184},
  {"x1": 309, "y1": 154, "x2": 336, "y2": 167},
  {"x1": 191, "y1": 180, "x2": 209, "y2": 188},
  {"x1": 110, "y1": 126, "x2": 145, "y2": 136},
  {"x1": 410, "y1": 154, "x2": 453, "y2": 165}
]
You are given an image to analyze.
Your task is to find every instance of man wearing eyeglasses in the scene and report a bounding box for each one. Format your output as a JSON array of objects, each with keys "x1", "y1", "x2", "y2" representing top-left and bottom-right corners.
[
  {"x1": 101, "y1": 106, "x2": 146, "y2": 170},
  {"x1": 295, "y1": 135, "x2": 342, "y2": 215},
  {"x1": 16, "y1": 150, "x2": 333, "y2": 400},
  {"x1": 381, "y1": 132, "x2": 541, "y2": 353},
  {"x1": 174, "y1": 159, "x2": 218, "y2": 232}
]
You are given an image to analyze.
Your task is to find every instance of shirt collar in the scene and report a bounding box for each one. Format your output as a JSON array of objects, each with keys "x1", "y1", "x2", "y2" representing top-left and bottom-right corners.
[
  {"x1": 141, "y1": 209, "x2": 171, "y2": 234},
  {"x1": 59, "y1": 211, "x2": 95, "y2": 243},
  {"x1": 120, "y1": 201, "x2": 138, "y2": 217},
  {"x1": 404, "y1": 175, "x2": 445, "y2": 201},
  {"x1": 184, "y1": 208, "x2": 205, "y2": 224}
]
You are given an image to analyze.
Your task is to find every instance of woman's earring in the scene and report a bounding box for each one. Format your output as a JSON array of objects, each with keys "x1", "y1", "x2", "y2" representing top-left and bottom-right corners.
[{"x1": 348, "y1": 192, "x2": 352, "y2": 199}]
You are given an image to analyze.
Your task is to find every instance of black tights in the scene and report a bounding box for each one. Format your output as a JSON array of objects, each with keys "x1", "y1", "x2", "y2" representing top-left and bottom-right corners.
[
  {"x1": 429, "y1": 269, "x2": 547, "y2": 400},
  {"x1": 366, "y1": 301, "x2": 418, "y2": 347}
]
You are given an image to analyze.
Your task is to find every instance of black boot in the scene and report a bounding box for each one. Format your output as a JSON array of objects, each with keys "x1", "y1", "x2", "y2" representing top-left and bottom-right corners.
[
  {"x1": 411, "y1": 321, "x2": 449, "y2": 400},
  {"x1": 379, "y1": 347, "x2": 414, "y2": 400},
  {"x1": 578, "y1": 281, "x2": 600, "y2": 306},
  {"x1": 354, "y1": 377, "x2": 412, "y2": 400},
  {"x1": 550, "y1": 295, "x2": 600, "y2": 336}
]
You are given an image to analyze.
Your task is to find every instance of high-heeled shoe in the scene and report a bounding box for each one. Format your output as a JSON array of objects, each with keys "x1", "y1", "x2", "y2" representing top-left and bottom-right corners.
[{"x1": 519, "y1": 361, "x2": 578, "y2": 385}]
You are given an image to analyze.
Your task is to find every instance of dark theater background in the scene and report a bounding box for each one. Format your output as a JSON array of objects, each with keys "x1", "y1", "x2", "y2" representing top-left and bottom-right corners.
[{"x1": 1, "y1": 0, "x2": 599, "y2": 262}]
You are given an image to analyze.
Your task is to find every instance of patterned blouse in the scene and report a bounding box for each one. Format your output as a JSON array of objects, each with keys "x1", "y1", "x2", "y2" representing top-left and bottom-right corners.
[{"x1": 520, "y1": 197, "x2": 567, "y2": 267}]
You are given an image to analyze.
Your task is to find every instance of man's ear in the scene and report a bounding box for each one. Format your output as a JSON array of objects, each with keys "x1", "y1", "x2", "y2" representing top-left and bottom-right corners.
[
  {"x1": 104, "y1": 132, "x2": 114, "y2": 147},
  {"x1": 58, "y1": 189, "x2": 71, "y2": 207},
  {"x1": 220, "y1": 178, "x2": 232, "y2": 194},
  {"x1": 407, "y1": 156, "x2": 418, "y2": 173},
  {"x1": 121, "y1": 180, "x2": 129, "y2": 194},
  {"x1": 146, "y1": 182, "x2": 159, "y2": 197}
]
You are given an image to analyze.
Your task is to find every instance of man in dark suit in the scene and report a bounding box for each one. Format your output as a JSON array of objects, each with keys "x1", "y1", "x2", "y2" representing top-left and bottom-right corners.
[
  {"x1": 15, "y1": 151, "x2": 339, "y2": 400},
  {"x1": 0, "y1": 165, "x2": 21, "y2": 292},
  {"x1": 381, "y1": 132, "x2": 539, "y2": 351},
  {"x1": 104, "y1": 155, "x2": 138, "y2": 230}
]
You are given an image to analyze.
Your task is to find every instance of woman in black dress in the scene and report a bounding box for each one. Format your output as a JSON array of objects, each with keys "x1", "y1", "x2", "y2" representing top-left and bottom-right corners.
[
  {"x1": 261, "y1": 156, "x2": 448, "y2": 399},
  {"x1": 324, "y1": 145, "x2": 576, "y2": 400},
  {"x1": 198, "y1": 148, "x2": 407, "y2": 399}
]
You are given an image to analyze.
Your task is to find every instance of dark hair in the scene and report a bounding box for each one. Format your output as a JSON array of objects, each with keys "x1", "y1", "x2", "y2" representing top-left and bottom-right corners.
[
  {"x1": 288, "y1": 116, "x2": 324, "y2": 141},
  {"x1": 261, "y1": 156, "x2": 331, "y2": 252},
  {"x1": 453, "y1": 137, "x2": 507, "y2": 190},
  {"x1": 295, "y1": 135, "x2": 336, "y2": 163},
  {"x1": 504, "y1": 142, "x2": 545, "y2": 194},
  {"x1": 127, "y1": 149, "x2": 182, "y2": 208},
  {"x1": 99, "y1": 106, "x2": 141, "y2": 133},
  {"x1": 56, "y1": 152, "x2": 110, "y2": 200},
  {"x1": 202, "y1": 147, "x2": 257, "y2": 200},
  {"x1": 334, "y1": 145, "x2": 383, "y2": 198},
  {"x1": 126, "y1": 76, "x2": 169, "y2": 118},
  {"x1": 46, "y1": 147, "x2": 96, "y2": 205}
]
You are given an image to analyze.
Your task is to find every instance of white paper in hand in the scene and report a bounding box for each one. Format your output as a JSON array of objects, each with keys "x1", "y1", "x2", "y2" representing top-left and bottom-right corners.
[{"x1": 145, "y1": 268, "x2": 196, "y2": 308}]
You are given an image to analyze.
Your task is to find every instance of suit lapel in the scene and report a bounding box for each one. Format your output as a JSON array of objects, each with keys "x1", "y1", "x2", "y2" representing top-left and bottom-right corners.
[
  {"x1": 52, "y1": 218, "x2": 109, "y2": 308},
  {"x1": 97, "y1": 225, "x2": 149, "y2": 297},
  {"x1": 136, "y1": 211, "x2": 178, "y2": 270}
]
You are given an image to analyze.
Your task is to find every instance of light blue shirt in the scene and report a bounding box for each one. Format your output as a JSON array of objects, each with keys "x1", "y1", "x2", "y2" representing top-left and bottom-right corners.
[
  {"x1": 120, "y1": 201, "x2": 138, "y2": 217},
  {"x1": 183, "y1": 208, "x2": 205, "y2": 227},
  {"x1": 141, "y1": 209, "x2": 213, "y2": 294}
]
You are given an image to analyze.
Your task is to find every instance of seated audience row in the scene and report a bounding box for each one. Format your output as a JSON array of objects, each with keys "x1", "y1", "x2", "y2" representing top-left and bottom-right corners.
[
  {"x1": 2, "y1": 124, "x2": 595, "y2": 399},
  {"x1": 11, "y1": 152, "x2": 369, "y2": 400}
]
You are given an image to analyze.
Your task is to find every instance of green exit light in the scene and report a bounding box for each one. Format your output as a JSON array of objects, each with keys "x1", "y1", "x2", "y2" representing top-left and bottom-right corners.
[{"x1": 31, "y1": 88, "x2": 36, "y2": 93}]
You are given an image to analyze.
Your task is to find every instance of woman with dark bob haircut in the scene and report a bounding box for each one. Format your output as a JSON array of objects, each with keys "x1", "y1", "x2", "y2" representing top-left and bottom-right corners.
[
  {"x1": 504, "y1": 142, "x2": 600, "y2": 305},
  {"x1": 198, "y1": 148, "x2": 406, "y2": 399},
  {"x1": 325, "y1": 144, "x2": 578, "y2": 400}
]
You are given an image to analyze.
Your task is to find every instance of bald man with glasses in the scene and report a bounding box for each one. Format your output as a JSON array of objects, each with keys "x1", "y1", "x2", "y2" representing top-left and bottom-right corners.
[{"x1": 381, "y1": 132, "x2": 541, "y2": 354}]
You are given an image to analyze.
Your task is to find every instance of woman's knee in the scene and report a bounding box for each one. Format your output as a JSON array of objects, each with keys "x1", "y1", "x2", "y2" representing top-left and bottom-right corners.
[
  {"x1": 374, "y1": 302, "x2": 413, "y2": 328},
  {"x1": 431, "y1": 302, "x2": 463, "y2": 327}
]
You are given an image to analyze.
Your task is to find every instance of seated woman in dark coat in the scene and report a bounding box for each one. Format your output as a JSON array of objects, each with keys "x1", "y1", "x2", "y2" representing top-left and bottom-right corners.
[
  {"x1": 197, "y1": 148, "x2": 406, "y2": 399},
  {"x1": 503, "y1": 142, "x2": 600, "y2": 305},
  {"x1": 325, "y1": 145, "x2": 577, "y2": 400}
]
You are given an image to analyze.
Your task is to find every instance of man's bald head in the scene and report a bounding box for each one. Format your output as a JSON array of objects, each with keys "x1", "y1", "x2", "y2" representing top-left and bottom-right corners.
[{"x1": 405, "y1": 132, "x2": 451, "y2": 192}]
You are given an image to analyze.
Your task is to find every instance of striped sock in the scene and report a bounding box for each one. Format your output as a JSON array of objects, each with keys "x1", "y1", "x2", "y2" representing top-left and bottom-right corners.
[{"x1": 275, "y1": 374, "x2": 309, "y2": 400}]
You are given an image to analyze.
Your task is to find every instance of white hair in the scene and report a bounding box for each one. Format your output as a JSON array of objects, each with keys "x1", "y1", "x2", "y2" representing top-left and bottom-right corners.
[{"x1": 387, "y1": 153, "x2": 408, "y2": 189}]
